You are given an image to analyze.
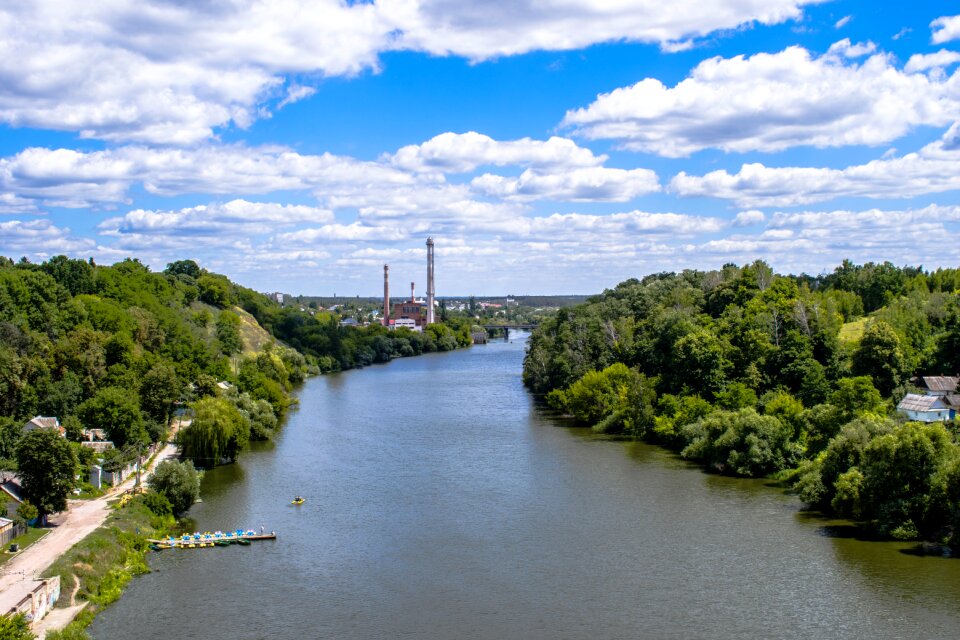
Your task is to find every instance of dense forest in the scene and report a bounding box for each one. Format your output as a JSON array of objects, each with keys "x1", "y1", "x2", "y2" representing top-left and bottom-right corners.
[
  {"x1": 523, "y1": 260, "x2": 960, "y2": 547},
  {"x1": 0, "y1": 255, "x2": 471, "y2": 517}
]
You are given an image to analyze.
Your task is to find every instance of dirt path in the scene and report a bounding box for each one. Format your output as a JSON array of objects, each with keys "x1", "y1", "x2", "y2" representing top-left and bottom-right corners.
[{"x1": 0, "y1": 436, "x2": 181, "y2": 619}]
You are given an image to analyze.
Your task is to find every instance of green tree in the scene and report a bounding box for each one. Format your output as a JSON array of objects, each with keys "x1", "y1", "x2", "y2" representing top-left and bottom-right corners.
[
  {"x1": 851, "y1": 321, "x2": 910, "y2": 396},
  {"x1": 216, "y1": 311, "x2": 243, "y2": 357},
  {"x1": 671, "y1": 328, "x2": 730, "y2": 397},
  {"x1": 139, "y1": 361, "x2": 181, "y2": 425},
  {"x1": 681, "y1": 408, "x2": 800, "y2": 477},
  {"x1": 832, "y1": 422, "x2": 958, "y2": 539},
  {"x1": 16, "y1": 500, "x2": 38, "y2": 525},
  {"x1": 147, "y1": 460, "x2": 201, "y2": 514},
  {"x1": 15, "y1": 429, "x2": 78, "y2": 522},
  {"x1": 77, "y1": 387, "x2": 147, "y2": 448},
  {"x1": 164, "y1": 259, "x2": 202, "y2": 279},
  {"x1": 830, "y1": 376, "x2": 885, "y2": 419},
  {"x1": 178, "y1": 397, "x2": 250, "y2": 465},
  {"x1": 714, "y1": 382, "x2": 757, "y2": 410}
]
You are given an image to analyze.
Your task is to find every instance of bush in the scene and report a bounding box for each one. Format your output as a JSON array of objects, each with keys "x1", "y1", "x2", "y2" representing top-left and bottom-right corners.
[
  {"x1": 681, "y1": 408, "x2": 801, "y2": 477},
  {"x1": 142, "y1": 491, "x2": 173, "y2": 517},
  {"x1": 147, "y1": 460, "x2": 200, "y2": 514}
]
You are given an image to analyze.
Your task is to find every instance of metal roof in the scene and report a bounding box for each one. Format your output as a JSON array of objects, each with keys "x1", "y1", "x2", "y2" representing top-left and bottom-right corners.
[
  {"x1": 897, "y1": 393, "x2": 948, "y2": 412},
  {"x1": 920, "y1": 376, "x2": 959, "y2": 392}
]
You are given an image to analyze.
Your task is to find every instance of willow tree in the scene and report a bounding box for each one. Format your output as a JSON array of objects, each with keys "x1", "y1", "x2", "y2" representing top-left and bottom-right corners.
[{"x1": 179, "y1": 397, "x2": 249, "y2": 466}]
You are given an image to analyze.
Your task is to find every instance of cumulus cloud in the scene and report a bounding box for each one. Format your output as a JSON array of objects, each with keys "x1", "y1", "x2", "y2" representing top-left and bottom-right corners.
[
  {"x1": 98, "y1": 199, "x2": 334, "y2": 237},
  {"x1": 0, "y1": 144, "x2": 429, "y2": 208},
  {"x1": 734, "y1": 210, "x2": 766, "y2": 225},
  {"x1": 905, "y1": 50, "x2": 960, "y2": 73},
  {"x1": 562, "y1": 43, "x2": 960, "y2": 156},
  {"x1": 0, "y1": 1, "x2": 823, "y2": 143},
  {"x1": 388, "y1": 132, "x2": 605, "y2": 173},
  {"x1": 471, "y1": 166, "x2": 660, "y2": 202},
  {"x1": 669, "y1": 126, "x2": 960, "y2": 207},
  {"x1": 671, "y1": 204, "x2": 960, "y2": 274},
  {"x1": 932, "y1": 15, "x2": 960, "y2": 44},
  {"x1": 0, "y1": 218, "x2": 95, "y2": 254}
]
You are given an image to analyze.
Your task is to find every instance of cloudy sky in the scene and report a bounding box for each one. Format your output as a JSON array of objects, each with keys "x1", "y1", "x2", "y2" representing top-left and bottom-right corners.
[{"x1": 2, "y1": 0, "x2": 960, "y2": 295}]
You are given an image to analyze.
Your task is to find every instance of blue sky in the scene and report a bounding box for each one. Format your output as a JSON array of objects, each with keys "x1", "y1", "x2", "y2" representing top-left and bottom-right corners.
[{"x1": 3, "y1": 0, "x2": 960, "y2": 295}]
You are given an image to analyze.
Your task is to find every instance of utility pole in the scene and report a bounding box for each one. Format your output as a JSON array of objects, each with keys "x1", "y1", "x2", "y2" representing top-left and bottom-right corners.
[{"x1": 135, "y1": 441, "x2": 143, "y2": 489}]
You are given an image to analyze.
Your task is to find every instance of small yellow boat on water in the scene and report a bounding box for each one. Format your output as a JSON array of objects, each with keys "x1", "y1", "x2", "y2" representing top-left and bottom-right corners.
[{"x1": 291, "y1": 496, "x2": 305, "y2": 505}]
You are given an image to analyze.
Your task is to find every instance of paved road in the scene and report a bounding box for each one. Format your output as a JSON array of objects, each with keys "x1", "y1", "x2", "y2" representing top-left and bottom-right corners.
[{"x1": 0, "y1": 437, "x2": 181, "y2": 619}]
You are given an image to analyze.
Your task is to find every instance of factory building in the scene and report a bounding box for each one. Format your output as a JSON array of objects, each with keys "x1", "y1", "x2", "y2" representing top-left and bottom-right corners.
[{"x1": 382, "y1": 237, "x2": 436, "y2": 332}]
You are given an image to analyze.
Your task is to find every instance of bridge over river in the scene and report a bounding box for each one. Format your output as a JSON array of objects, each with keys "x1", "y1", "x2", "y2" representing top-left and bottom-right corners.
[{"x1": 479, "y1": 324, "x2": 537, "y2": 340}]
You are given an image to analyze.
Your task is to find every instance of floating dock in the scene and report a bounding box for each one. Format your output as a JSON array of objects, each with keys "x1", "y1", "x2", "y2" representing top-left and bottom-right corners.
[{"x1": 149, "y1": 529, "x2": 276, "y2": 550}]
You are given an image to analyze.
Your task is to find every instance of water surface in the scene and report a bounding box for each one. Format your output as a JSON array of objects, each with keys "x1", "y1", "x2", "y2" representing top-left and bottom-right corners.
[{"x1": 91, "y1": 337, "x2": 960, "y2": 639}]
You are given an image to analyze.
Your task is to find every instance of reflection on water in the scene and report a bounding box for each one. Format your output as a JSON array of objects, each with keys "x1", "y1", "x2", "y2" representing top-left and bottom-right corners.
[{"x1": 91, "y1": 337, "x2": 960, "y2": 640}]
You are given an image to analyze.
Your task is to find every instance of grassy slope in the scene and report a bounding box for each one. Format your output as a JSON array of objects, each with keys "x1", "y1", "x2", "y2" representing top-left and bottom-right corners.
[{"x1": 838, "y1": 317, "x2": 868, "y2": 344}]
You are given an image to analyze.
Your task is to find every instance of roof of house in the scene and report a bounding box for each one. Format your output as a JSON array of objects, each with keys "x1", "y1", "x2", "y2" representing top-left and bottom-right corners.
[
  {"x1": 898, "y1": 393, "x2": 949, "y2": 412},
  {"x1": 80, "y1": 441, "x2": 115, "y2": 453},
  {"x1": 945, "y1": 394, "x2": 960, "y2": 408},
  {"x1": 0, "y1": 473, "x2": 23, "y2": 503},
  {"x1": 23, "y1": 416, "x2": 64, "y2": 434},
  {"x1": 919, "y1": 376, "x2": 960, "y2": 392}
]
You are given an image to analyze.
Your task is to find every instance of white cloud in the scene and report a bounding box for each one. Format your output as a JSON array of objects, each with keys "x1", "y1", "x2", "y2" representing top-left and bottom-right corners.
[
  {"x1": 932, "y1": 15, "x2": 960, "y2": 44},
  {"x1": 734, "y1": 210, "x2": 766, "y2": 225},
  {"x1": 562, "y1": 43, "x2": 960, "y2": 156},
  {"x1": 388, "y1": 132, "x2": 605, "y2": 173},
  {"x1": 669, "y1": 126, "x2": 960, "y2": 207},
  {"x1": 0, "y1": 218, "x2": 95, "y2": 254},
  {"x1": 0, "y1": 144, "x2": 429, "y2": 208},
  {"x1": 277, "y1": 85, "x2": 318, "y2": 110},
  {"x1": 905, "y1": 50, "x2": 960, "y2": 73},
  {"x1": 825, "y1": 38, "x2": 876, "y2": 58},
  {"x1": 0, "y1": 0, "x2": 823, "y2": 143},
  {"x1": 0, "y1": 136, "x2": 658, "y2": 211},
  {"x1": 834, "y1": 15, "x2": 851, "y2": 29},
  {"x1": 471, "y1": 166, "x2": 660, "y2": 202},
  {"x1": 671, "y1": 204, "x2": 960, "y2": 275},
  {"x1": 98, "y1": 199, "x2": 334, "y2": 237},
  {"x1": 396, "y1": 0, "x2": 819, "y2": 59}
]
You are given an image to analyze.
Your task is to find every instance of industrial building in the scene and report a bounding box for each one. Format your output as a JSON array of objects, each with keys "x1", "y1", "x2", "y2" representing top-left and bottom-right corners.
[{"x1": 382, "y1": 237, "x2": 436, "y2": 332}]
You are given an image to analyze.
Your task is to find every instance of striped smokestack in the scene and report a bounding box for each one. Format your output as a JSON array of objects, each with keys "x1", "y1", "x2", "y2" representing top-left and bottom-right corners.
[
  {"x1": 383, "y1": 264, "x2": 390, "y2": 327},
  {"x1": 426, "y1": 237, "x2": 435, "y2": 324}
]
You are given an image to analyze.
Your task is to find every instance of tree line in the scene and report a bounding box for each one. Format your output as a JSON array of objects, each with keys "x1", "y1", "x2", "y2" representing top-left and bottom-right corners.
[
  {"x1": 523, "y1": 260, "x2": 960, "y2": 547},
  {"x1": 0, "y1": 255, "x2": 469, "y2": 521}
]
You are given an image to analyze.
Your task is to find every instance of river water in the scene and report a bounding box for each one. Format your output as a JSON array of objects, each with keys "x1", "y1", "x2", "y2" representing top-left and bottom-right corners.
[{"x1": 90, "y1": 336, "x2": 960, "y2": 639}]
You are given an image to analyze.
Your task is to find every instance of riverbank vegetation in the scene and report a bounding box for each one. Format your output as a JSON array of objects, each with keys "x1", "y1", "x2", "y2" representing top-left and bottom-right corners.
[
  {"x1": 0, "y1": 255, "x2": 472, "y2": 480},
  {"x1": 524, "y1": 261, "x2": 960, "y2": 547},
  {"x1": 40, "y1": 493, "x2": 180, "y2": 640}
]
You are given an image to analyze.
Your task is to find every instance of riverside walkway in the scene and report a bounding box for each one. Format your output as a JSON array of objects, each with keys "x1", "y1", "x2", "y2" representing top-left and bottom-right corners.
[{"x1": 0, "y1": 422, "x2": 187, "y2": 635}]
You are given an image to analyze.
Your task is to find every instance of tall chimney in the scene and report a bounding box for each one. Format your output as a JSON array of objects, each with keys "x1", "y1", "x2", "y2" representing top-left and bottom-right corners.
[
  {"x1": 426, "y1": 237, "x2": 435, "y2": 324},
  {"x1": 383, "y1": 264, "x2": 390, "y2": 327},
  {"x1": 411, "y1": 281, "x2": 415, "y2": 302}
]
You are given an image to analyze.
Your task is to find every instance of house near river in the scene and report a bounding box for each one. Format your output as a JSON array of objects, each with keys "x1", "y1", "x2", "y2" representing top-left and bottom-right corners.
[{"x1": 896, "y1": 376, "x2": 960, "y2": 422}]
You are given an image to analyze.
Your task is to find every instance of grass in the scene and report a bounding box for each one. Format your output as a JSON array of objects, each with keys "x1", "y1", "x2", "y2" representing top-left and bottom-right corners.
[
  {"x1": 44, "y1": 496, "x2": 176, "y2": 613},
  {"x1": 73, "y1": 483, "x2": 107, "y2": 500},
  {"x1": 0, "y1": 526, "x2": 49, "y2": 565},
  {"x1": 233, "y1": 305, "x2": 275, "y2": 355},
  {"x1": 839, "y1": 317, "x2": 868, "y2": 344}
]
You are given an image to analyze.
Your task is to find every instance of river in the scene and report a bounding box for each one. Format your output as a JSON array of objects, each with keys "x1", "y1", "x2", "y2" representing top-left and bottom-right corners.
[{"x1": 90, "y1": 336, "x2": 960, "y2": 639}]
